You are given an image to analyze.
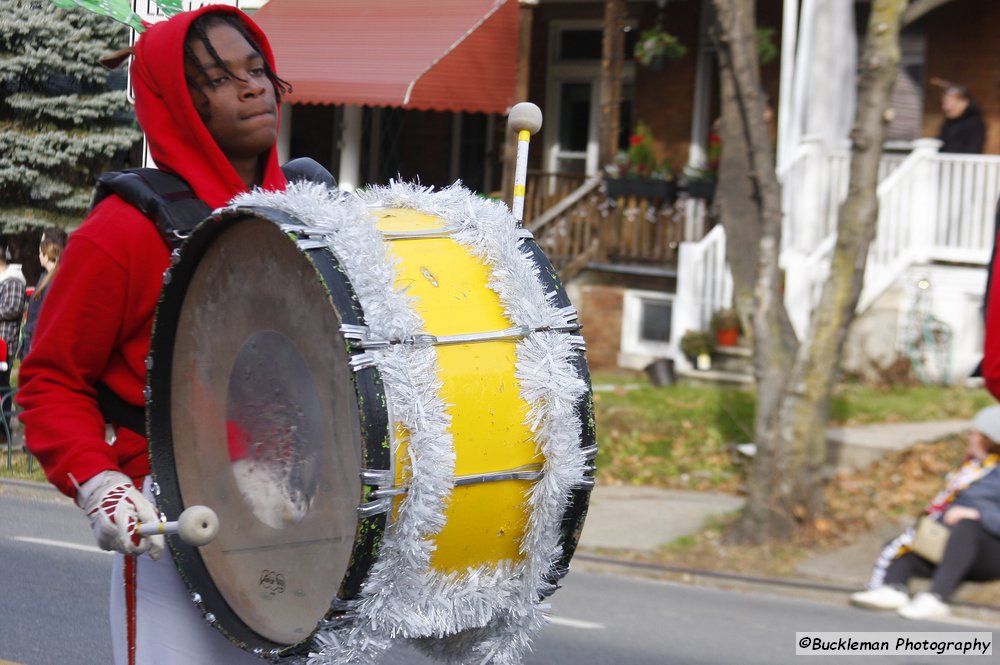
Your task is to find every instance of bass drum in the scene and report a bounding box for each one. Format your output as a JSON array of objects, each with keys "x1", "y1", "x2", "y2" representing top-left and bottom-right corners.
[{"x1": 146, "y1": 189, "x2": 595, "y2": 659}]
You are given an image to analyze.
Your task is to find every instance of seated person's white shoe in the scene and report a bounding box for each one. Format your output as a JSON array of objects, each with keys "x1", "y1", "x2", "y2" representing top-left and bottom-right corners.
[
  {"x1": 849, "y1": 586, "x2": 909, "y2": 610},
  {"x1": 898, "y1": 592, "x2": 950, "y2": 620}
]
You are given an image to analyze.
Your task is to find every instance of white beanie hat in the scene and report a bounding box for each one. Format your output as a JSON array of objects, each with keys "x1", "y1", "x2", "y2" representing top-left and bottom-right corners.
[{"x1": 972, "y1": 405, "x2": 1000, "y2": 443}]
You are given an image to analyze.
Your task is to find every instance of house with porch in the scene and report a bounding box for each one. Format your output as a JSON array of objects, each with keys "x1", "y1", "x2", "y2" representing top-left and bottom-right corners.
[{"x1": 199, "y1": 0, "x2": 1000, "y2": 383}]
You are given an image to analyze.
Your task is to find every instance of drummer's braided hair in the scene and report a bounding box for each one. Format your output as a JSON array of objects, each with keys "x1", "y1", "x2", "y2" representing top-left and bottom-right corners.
[{"x1": 183, "y1": 12, "x2": 292, "y2": 103}]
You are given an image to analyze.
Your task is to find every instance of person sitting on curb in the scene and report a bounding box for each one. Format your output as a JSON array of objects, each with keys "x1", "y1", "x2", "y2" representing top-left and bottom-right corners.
[{"x1": 849, "y1": 405, "x2": 1000, "y2": 620}]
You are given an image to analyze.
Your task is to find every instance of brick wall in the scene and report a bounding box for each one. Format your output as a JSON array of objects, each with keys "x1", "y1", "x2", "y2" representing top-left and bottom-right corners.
[{"x1": 577, "y1": 284, "x2": 624, "y2": 372}]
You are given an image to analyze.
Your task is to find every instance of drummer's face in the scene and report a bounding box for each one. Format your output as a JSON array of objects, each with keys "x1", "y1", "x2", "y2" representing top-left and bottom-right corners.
[{"x1": 185, "y1": 23, "x2": 278, "y2": 182}]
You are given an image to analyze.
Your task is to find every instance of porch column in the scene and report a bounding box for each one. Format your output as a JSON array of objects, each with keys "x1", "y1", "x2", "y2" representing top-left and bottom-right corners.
[
  {"x1": 598, "y1": 0, "x2": 625, "y2": 168},
  {"x1": 339, "y1": 104, "x2": 362, "y2": 192},
  {"x1": 776, "y1": 0, "x2": 800, "y2": 174},
  {"x1": 910, "y1": 138, "x2": 943, "y2": 261},
  {"x1": 277, "y1": 103, "x2": 292, "y2": 164},
  {"x1": 502, "y1": 0, "x2": 538, "y2": 207}
]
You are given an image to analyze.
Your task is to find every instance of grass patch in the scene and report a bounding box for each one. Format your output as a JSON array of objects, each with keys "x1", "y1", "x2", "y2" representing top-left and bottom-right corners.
[
  {"x1": 593, "y1": 379, "x2": 992, "y2": 491},
  {"x1": 1, "y1": 449, "x2": 46, "y2": 483}
]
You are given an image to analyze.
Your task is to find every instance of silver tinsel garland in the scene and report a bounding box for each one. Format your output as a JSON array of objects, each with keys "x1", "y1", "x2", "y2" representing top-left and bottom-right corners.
[{"x1": 227, "y1": 181, "x2": 589, "y2": 664}]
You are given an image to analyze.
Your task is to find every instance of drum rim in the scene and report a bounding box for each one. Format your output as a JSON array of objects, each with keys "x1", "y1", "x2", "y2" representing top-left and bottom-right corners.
[
  {"x1": 146, "y1": 205, "x2": 390, "y2": 659},
  {"x1": 519, "y1": 238, "x2": 595, "y2": 583}
]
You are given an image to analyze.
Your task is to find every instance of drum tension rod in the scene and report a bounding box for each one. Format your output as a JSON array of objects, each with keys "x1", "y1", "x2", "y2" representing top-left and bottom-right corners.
[
  {"x1": 340, "y1": 322, "x2": 582, "y2": 352},
  {"x1": 356, "y1": 464, "x2": 548, "y2": 515}
]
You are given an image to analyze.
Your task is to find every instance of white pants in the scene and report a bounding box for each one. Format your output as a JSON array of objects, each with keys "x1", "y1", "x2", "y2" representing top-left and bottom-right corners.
[{"x1": 109, "y1": 482, "x2": 263, "y2": 665}]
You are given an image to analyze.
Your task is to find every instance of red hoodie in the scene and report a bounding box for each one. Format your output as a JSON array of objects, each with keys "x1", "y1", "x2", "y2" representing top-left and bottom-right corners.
[
  {"x1": 986, "y1": 260, "x2": 1000, "y2": 399},
  {"x1": 18, "y1": 6, "x2": 287, "y2": 498}
]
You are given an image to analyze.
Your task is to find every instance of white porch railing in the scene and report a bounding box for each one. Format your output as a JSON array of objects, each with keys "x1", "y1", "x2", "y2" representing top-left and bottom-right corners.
[
  {"x1": 671, "y1": 140, "x2": 1000, "y2": 359},
  {"x1": 670, "y1": 224, "x2": 733, "y2": 368},
  {"x1": 783, "y1": 141, "x2": 1000, "y2": 339}
]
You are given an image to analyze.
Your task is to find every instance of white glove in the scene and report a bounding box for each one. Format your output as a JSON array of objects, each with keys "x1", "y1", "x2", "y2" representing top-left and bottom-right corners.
[{"x1": 76, "y1": 471, "x2": 164, "y2": 560}]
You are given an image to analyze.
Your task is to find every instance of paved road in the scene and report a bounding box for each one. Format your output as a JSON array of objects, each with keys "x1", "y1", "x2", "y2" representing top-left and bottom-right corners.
[{"x1": 1, "y1": 489, "x2": 993, "y2": 665}]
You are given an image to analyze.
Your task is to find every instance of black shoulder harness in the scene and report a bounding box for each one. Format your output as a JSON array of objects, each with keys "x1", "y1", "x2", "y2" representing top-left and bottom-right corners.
[
  {"x1": 90, "y1": 157, "x2": 337, "y2": 251},
  {"x1": 92, "y1": 157, "x2": 337, "y2": 434}
]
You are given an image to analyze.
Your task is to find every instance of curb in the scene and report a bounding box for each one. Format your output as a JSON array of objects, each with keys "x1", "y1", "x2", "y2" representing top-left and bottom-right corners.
[{"x1": 571, "y1": 553, "x2": 1000, "y2": 622}]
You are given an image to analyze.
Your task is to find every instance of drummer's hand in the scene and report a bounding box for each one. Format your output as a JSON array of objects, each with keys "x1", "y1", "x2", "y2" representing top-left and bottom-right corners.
[{"x1": 77, "y1": 471, "x2": 165, "y2": 560}]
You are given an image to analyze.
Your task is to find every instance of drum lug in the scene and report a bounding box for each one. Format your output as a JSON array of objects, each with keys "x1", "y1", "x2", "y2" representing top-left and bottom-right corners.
[
  {"x1": 340, "y1": 323, "x2": 369, "y2": 345},
  {"x1": 360, "y1": 468, "x2": 393, "y2": 486},
  {"x1": 359, "y1": 468, "x2": 395, "y2": 516},
  {"x1": 349, "y1": 352, "x2": 378, "y2": 372},
  {"x1": 580, "y1": 444, "x2": 598, "y2": 461},
  {"x1": 357, "y1": 496, "x2": 393, "y2": 518},
  {"x1": 296, "y1": 238, "x2": 328, "y2": 251},
  {"x1": 574, "y1": 476, "x2": 596, "y2": 491}
]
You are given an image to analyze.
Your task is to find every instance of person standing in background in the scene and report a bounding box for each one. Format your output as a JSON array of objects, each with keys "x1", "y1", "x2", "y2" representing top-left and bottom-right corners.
[
  {"x1": 936, "y1": 82, "x2": 985, "y2": 154},
  {"x1": 20, "y1": 226, "x2": 68, "y2": 359},
  {"x1": 0, "y1": 246, "x2": 26, "y2": 390}
]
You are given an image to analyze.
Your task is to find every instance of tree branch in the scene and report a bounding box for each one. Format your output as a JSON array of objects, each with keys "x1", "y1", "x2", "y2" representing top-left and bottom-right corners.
[{"x1": 904, "y1": 0, "x2": 957, "y2": 25}]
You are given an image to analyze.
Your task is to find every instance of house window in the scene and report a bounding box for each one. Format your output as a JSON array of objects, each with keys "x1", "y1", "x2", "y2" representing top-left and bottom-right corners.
[
  {"x1": 556, "y1": 29, "x2": 638, "y2": 63},
  {"x1": 621, "y1": 290, "x2": 674, "y2": 358},
  {"x1": 640, "y1": 299, "x2": 672, "y2": 342}
]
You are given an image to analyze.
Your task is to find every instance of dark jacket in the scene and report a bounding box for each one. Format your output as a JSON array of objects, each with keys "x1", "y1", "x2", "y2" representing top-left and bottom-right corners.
[{"x1": 939, "y1": 103, "x2": 986, "y2": 154}]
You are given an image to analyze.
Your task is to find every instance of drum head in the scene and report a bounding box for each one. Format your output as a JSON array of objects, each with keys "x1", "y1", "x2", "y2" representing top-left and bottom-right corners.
[{"x1": 149, "y1": 212, "x2": 374, "y2": 652}]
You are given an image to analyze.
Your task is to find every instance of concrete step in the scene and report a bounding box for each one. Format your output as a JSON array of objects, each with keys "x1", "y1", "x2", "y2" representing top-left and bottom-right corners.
[
  {"x1": 676, "y1": 366, "x2": 754, "y2": 387},
  {"x1": 712, "y1": 344, "x2": 754, "y2": 374}
]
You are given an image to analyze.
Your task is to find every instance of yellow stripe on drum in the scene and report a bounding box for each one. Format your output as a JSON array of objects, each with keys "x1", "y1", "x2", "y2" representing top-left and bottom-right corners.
[{"x1": 375, "y1": 208, "x2": 541, "y2": 572}]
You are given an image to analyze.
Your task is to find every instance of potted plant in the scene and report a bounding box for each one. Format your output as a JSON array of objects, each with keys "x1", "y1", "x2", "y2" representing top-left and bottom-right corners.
[
  {"x1": 634, "y1": 27, "x2": 687, "y2": 71},
  {"x1": 710, "y1": 308, "x2": 741, "y2": 347},
  {"x1": 603, "y1": 121, "x2": 677, "y2": 202},
  {"x1": 680, "y1": 329, "x2": 714, "y2": 370}
]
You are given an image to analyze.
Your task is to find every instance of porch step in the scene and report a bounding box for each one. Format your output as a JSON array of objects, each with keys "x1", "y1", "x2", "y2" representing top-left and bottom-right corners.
[{"x1": 712, "y1": 343, "x2": 753, "y2": 374}]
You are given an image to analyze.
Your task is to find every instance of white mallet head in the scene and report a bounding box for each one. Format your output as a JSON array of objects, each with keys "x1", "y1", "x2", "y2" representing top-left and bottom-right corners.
[
  {"x1": 176, "y1": 505, "x2": 220, "y2": 547},
  {"x1": 509, "y1": 102, "x2": 543, "y2": 135}
]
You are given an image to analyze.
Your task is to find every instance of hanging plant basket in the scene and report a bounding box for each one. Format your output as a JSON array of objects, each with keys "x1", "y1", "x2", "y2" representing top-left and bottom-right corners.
[
  {"x1": 645, "y1": 54, "x2": 668, "y2": 72},
  {"x1": 634, "y1": 28, "x2": 688, "y2": 69}
]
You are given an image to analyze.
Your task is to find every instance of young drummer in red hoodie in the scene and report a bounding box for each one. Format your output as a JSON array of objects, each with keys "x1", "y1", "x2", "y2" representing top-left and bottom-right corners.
[{"x1": 18, "y1": 6, "x2": 288, "y2": 663}]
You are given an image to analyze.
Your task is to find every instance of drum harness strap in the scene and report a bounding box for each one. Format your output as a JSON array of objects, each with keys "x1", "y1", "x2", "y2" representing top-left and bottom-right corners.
[{"x1": 89, "y1": 158, "x2": 337, "y2": 436}]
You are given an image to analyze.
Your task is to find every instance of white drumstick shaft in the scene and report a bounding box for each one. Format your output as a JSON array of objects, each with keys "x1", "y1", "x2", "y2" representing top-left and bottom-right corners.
[
  {"x1": 512, "y1": 130, "x2": 531, "y2": 222},
  {"x1": 137, "y1": 520, "x2": 178, "y2": 536}
]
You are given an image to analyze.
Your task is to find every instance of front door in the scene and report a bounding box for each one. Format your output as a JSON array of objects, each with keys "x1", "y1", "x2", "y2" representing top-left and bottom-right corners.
[{"x1": 545, "y1": 22, "x2": 635, "y2": 178}]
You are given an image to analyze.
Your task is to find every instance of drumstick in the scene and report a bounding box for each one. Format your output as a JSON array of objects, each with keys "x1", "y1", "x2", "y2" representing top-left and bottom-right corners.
[
  {"x1": 508, "y1": 102, "x2": 543, "y2": 223},
  {"x1": 137, "y1": 505, "x2": 220, "y2": 547}
]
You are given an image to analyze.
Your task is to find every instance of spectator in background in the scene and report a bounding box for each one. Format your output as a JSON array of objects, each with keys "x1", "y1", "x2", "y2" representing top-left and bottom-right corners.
[
  {"x1": 0, "y1": 247, "x2": 26, "y2": 384},
  {"x1": 0, "y1": 246, "x2": 25, "y2": 438},
  {"x1": 850, "y1": 405, "x2": 1000, "y2": 620},
  {"x1": 937, "y1": 83, "x2": 985, "y2": 154},
  {"x1": 20, "y1": 226, "x2": 67, "y2": 359}
]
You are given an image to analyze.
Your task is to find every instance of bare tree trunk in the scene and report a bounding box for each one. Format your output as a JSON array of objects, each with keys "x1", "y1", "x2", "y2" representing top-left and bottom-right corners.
[
  {"x1": 712, "y1": 0, "x2": 797, "y2": 541},
  {"x1": 598, "y1": 0, "x2": 625, "y2": 168},
  {"x1": 712, "y1": 0, "x2": 908, "y2": 542}
]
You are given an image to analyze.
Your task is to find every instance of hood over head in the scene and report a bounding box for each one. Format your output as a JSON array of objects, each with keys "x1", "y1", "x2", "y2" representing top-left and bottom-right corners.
[{"x1": 131, "y1": 5, "x2": 286, "y2": 208}]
